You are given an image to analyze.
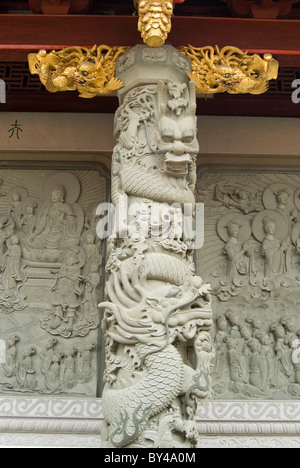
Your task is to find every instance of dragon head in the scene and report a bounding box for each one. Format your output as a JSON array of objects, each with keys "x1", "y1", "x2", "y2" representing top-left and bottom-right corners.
[{"x1": 73, "y1": 58, "x2": 100, "y2": 87}]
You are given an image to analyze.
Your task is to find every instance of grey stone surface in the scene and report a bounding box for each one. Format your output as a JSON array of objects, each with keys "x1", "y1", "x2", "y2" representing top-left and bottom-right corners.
[
  {"x1": 0, "y1": 165, "x2": 108, "y2": 398},
  {"x1": 196, "y1": 167, "x2": 300, "y2": 400},
  {"x1": 100, "y1": 45, "x2": 213, "y2": 448}
]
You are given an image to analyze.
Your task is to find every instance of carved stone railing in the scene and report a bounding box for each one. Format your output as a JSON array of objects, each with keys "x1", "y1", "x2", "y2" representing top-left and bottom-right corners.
[
  {"x1": 197, "y1": 400, "x2": 300, "y2": 448},
  {"x1": 1, "y1": 396, "x2": 300, "y2": 448},
  {"x1": 0, "y1": 396, "x2": 102, "y2": 447}
]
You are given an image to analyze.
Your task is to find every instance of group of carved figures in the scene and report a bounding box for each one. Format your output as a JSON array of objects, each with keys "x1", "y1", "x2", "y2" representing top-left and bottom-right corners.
[
  {"x1": 196, "y1": 173, "x2": 300, "y2": 399},
  {"x1": 0, "y1": 171, "x2": 104, "y2": 397},
  {"x1": 0, "y1": 335, "x2": 96, "y2": 394},
  {"x1": 0, "y1": 175, "x2": 102, "y2": 337},
  {"x1": 197, "y1": 180, "x2": 300, "y2": 302},
  {"x1": 213, "y1": 311, "x2": 300, "y2": 398},
  {"x1": 220, "y1": 184, "x2": 300, "y2": 278}
]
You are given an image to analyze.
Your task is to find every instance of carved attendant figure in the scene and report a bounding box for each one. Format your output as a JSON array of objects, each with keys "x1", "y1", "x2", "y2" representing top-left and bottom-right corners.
[
  {"x1": 0, "y1": 216, "x2": 14, "y2": 257},
  {"x1": 10, "y1": 192, "x2": 23, "y2": 228},
  {"x1": 29, "y1": 185, "x2": 78, "y2": 251},
  {"x1": 224, "y1": 219, "x2": 252, "y2": 278},
  {"x1": 274, "y1": 189, "x2": 294, "y2": 272},
  {"x1": 262, "y1": 216, "x2": 286, "y2": 278},
  {"x1": 46, "y1": 353, "x2": 63, "y2": 392},
  {"x1": 83, "y1": 262, "x2": 101, "y2": 323},
  {"x1": 248, "y1": 339, "x2": 267, "y2": 391},
  {"x1": 2, "y1": 235, "x2": 24, "y2": 290},
  {"x1": 16, "y1": 347, "x2": 37, "y2": 391},
  {"x1": 2, "y1": 335, "x2": 19, "y2": 378},
  {"x1": 225, "y1": 336, "x2": 243, "y2": 384},
  {"x1": 78, "y1": 342, "x2": 96, "y2": 383},
  {"x1": 41, "y1": 338, "x2": 58, "y2": 377},
  {"x1": 214, "y1": 315, "x2": 228, "y2": 376},
  {"x1": 271, "y1": 322, "x2": 293, "y2": 386},
  {"x1": 52, "y1": 252, "x2": 84, "y2": 333},
  {"x1": 23, "y1": 203, "x2": 37, "y2": 236},
  {"x1": 63, "y1": 347, "x2": 77, "y2": 389}
]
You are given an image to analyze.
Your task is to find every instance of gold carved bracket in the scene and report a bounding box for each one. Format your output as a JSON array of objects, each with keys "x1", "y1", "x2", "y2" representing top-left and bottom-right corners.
[
  {"x1": 28, "y1": 44, "x2": 279, "y2": 98},
  {"x1": 179, "y1": 45, "x2": 279, "y2": 95},
  {"x1": 28, "y1": 0, "x2": 278, "y2": 97},
  {"x1": 28, "y1": 45, "x2": 129, "y2": 98}
]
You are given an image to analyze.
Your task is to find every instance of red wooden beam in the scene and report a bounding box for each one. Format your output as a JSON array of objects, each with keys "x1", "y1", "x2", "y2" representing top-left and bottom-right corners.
[
  {"x1": 0, "y1": 15, "x2": 299, "y2": 65},
  {"x1": 1, "y1": 91, "x2": 299, "y2": 117},
  {"x1": 169, "y1": 16, "x2": 300, "y2": 66}
]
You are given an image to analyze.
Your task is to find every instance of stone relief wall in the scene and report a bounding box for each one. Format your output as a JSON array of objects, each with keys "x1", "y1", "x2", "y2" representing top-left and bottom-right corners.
[
  {"x1": 196, "y1": 168, "x2": 300, "y2": 400},
  {"x1": 0, "y1": 166, "x2": 107, "y2": 397}
]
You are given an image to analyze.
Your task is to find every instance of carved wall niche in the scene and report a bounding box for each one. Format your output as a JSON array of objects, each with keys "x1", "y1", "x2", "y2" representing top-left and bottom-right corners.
[
  {"x1": 196, "y1": 167, "x2": 300, "y2": 400},
  {"x1": 0, "y1": 163, "x2": 109, "y2": 398}
]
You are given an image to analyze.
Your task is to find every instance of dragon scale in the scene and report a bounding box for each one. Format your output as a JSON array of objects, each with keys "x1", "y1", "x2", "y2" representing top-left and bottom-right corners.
[{"x1": 102, "y1": 343, "x2": 184, "y2": 447}]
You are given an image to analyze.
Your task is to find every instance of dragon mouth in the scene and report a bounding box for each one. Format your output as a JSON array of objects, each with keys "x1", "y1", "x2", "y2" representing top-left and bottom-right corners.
[
  {"x1": 219, "y1": 80, "x2": 240, "y2": 88},
  {"x1": 74, "y1": 78, "x2": 88, "y2": 86},
  {"x1": 182, "y1": 301, "x2": 212, "y2": 315},
  {"x1": 168, "y1": 305, "x2": 212, "y2": 330},
  {"x1": 164, "y1": 153, "x2": 191, "y2": 177},
  {"x1": 74, "y1": 75, "x2": 97, "y2": 86},
  {"x1": 164, "y1": 161, "x2": 188, "y2": 177}
]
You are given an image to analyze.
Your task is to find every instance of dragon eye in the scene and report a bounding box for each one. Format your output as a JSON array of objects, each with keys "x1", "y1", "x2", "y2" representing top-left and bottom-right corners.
[
  {"x1": 225, "y1": 73, "x2": 231, "y2": 78},
  {"x1": 182, "y1": 129, "x2": 195, "y2": 144},
  {"x1": 82, "y1": 71, "x2": 88, "y2": 77},
  {"x1": 161, "y1": 129, "x2": 175, "y2": 143}
]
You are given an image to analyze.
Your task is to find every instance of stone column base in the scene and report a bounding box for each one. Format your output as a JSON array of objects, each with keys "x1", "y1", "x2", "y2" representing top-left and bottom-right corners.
[{"x1": 0, "y1": 397, "x2": 300, "y2": 448}]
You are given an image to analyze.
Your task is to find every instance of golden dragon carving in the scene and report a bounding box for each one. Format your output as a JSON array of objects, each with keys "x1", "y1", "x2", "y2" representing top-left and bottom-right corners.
[
  {"x1": 28, "y1": 1, "x2": 278, "y2": 98},
  {"x1": 180, "y1": 45, "x2": 279, "y2": 95},
  {"x1": 28, "y1": 43, "x2": 278, "y2": 98},
  {"x1": 28, "y1": 45, "x2": 129, "y2": 98}
]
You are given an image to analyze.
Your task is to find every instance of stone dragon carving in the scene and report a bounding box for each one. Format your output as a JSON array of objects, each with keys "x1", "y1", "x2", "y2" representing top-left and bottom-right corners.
[{"x1": 100, "y1": 68, "x2": 213, "y2": 448}]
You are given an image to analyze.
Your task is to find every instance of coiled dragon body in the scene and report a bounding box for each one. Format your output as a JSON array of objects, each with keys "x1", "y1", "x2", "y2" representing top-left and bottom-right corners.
[{"x1": 103, "y1": 342, "x2": 184, "y2": 447}]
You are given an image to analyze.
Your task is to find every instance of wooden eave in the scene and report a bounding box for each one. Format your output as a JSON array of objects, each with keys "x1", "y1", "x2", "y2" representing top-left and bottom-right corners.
[
  {"x1": 0, "y1": 14, "x2": 300, "y2": 116},
  {"x1": 0, "y1": 15, "x2": 300, "y2": 66}
]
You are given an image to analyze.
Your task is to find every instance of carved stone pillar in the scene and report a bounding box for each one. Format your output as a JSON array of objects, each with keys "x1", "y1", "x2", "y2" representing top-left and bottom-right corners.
[{"x1": 100, "y1": 45, "x2": 213, "y2": 449}]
